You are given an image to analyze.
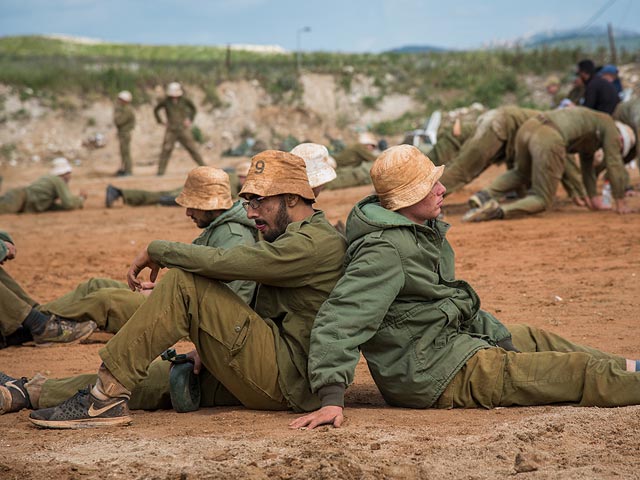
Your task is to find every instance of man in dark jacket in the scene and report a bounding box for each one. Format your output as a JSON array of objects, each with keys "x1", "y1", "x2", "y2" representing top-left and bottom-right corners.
[
  {"x1": 577, "y1": 59, "x2": 619, "y2": 114},
  {"x1": 291, "y1": 145, "x2": 640, "y2": 430}
]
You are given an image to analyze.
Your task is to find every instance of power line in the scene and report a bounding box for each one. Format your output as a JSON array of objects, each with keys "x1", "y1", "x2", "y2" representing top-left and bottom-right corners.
[{"x1": 580, "y1": 0, "x2": 618, "y2": 32}]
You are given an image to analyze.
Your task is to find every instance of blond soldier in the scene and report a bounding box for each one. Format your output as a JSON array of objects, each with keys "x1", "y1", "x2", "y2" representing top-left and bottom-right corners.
[
  {"x1": 290, "y1": 145, "x2": 640, "y2": 430},
  {"x1": 16, "y1": 151, "x2": 346, "y2": 428},
  {"x1": 0, "y1": 158, "x2": 87, "y2": 215},
  {"x1": 114, "y1": 90, "x2": 135, "y2": 176},
  {"x1": 154, "y1": 82, "x2": 205, "y2": 176}
]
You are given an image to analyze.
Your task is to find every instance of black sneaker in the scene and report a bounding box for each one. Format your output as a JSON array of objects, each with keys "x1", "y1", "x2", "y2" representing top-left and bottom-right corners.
[
  {"x1": 0, "y1": 372, "x2": 31, "y2": 414},
  {"x1": 29, "y1": 387, "x2": 131, "y2": 429},
  {"x1": 32, "y1": 316, "x2": 96, "y2": 346},
  {"x1": 105, "y1": 185, "x2": 122, "y2": 208}
]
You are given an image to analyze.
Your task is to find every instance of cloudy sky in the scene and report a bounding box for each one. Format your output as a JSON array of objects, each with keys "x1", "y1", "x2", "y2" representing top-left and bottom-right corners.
[{"x1": 0, "y1": 0, "x2": 636, "y2": 52}]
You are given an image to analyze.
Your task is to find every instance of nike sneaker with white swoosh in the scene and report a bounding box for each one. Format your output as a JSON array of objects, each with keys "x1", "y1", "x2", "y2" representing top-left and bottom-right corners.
[
  {"x1": 0, "y1": 372, "x2": 31, "y2": 414},
  {"x1": 29, "y1": 387, "x2": 131, "y2": 429}
]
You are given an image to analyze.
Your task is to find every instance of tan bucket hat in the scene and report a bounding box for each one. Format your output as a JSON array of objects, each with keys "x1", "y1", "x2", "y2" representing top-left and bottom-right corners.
[
  {"x1": 290, "y1": 143, "x2": 337, "y2": 188},
  {"x1": 370, "y1": 145, "x2": 444, "y2": 211},
  {"x1": 239, "y1": 150, "x2": 315, "y2": 201},
  {"x1": 175, "y1": 166, "x2": 233, "y2": 210}
]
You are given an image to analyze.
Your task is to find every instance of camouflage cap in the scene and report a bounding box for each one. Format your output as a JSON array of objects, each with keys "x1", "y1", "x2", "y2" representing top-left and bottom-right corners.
[
  {"x1": 370, "y1": 145, "x2": 444, "y2": 211},
  {"x1": 239, "y1": 150, "x2": 315, "y2": 201},
  {"x1": 175, "y1": 166, "x2": 233, "y2": 211}
]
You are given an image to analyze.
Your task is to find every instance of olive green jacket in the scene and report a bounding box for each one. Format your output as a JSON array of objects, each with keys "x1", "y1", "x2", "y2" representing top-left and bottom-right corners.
[
  {"x1": 430, "y1": 122, "x2": 477, "y2": 166},
  {"x1": 308, "y1": 196, "x2": 512, "y2": 409},
  {"x1": 147, "y1": 210, "x2": 347, "y2": 412},
  {"x1": 489, "y1": 106, "x2": 540, "y2": 168},
  {"x1": 0, "y1": 231, "x2": 13, "y2": 262},
  {"x1": 192, "y1": 201, "x2": 257, "y2": 303},
  {"x1": 114, "y1": 103, "x2": 135, "y2": 134},
  {"x1": 541, "y1": 107, "x2": 626, "y2": 199},
  {"x1": 613, "y1": 99, "x2": 639, "y2": 164},
  {"x1": 333, "y1": 144, "x2": 376, "y2": 168},
  {"x1": 154, "y1": 96, "x2": 197, "y2": 131},
  {"x1": 22, "y1": 175, "x2": 84, "y2": 212}
]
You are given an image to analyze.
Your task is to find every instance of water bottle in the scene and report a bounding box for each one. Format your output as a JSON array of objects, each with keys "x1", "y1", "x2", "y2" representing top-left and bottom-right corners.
[{"x1": 601, "y1": 181, "x2": 612, "y2": 208}]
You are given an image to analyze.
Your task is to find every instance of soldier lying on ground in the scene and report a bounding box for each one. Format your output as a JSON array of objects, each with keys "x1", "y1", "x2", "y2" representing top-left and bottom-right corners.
[
  {"x1": 0, "y1": 158, "x2": 87, "y2": 215},
  {"x1": 325, "y1": 132, "x2": 378, "y2": 190}
]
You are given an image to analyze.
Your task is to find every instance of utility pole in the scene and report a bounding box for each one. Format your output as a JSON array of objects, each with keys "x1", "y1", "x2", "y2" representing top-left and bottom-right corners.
[
  {"x1": 296, "y1": 26, "x2": 311, "y2": 73},
  {"x1": 607, "y1": 22, "x2": 617, "y2": 64}
]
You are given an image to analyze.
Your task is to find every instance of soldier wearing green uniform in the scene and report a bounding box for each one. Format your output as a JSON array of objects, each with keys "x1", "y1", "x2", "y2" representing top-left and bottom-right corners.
[
  {"x1": 439, "y1": 107, "x2": 585, "y2": 203},
  {"x1": 0, "y1": 158, "x2": 87, "y2": 215},
  {"x1": 289, "y1": 145, "x2": 640, "y2": 431},
  {"x1": 4, "y1": 150, "x2": 347, "y2": 428},
  {"x1": 154, "y1": 82, "x2": 205, "y2": 176},
  {"x1": 0, "y1": 230, "x2": 96, "y2": 348},
  {"x1": 613, "y1": 99, "x2": 640, "y2": 178},
  {"x1": 0, "y1": 167, "x2": 257, "y2": 351},
  {"x1": 114, "y1": 91, "x2": 135, "y2": 176},
  {"x1": 104, "y1": 162, "x2": 250, "y2": 208},
  {"x1": 463, "y1": 107, "x2": 632, "y2": 222},
  {"x1": 326, "y1": 132, "x2": 377, "y2": 190}
]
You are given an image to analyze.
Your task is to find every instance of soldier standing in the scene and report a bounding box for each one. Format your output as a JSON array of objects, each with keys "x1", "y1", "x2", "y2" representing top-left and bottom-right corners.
[
  {"x1": 114, "y1": 91, "x2": 135, "y2": 176},
  {"x1": 154, "y1": 82, "x2": 206, "y2": 176}
]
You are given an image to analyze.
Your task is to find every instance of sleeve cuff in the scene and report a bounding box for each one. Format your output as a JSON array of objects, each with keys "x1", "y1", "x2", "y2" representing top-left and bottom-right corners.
[
  {"x1": 317, "y1": 383, "x2": 346, "y2": 408},
  {"x1": 147, "y1": 240, "x2": 170, "y2": 266}
]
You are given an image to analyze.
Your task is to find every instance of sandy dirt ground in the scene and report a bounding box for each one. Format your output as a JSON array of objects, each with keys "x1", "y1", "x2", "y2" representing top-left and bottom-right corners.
[{"x1": 1, "y1": 154, "x2": 640, "y2": 479}]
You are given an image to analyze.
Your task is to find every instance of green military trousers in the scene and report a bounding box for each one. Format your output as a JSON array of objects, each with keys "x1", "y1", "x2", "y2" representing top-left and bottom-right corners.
[
  {"x1": 440, "y1": 129, "x2": 504, "y2": 195},
  {"x1": 99, "y1": 269, "x2": 288, "y2": 411},
  {"x1": 0, "y1": 267, "x2": 36, "y2": 336},
  {"x1": 0, "y1": 188, "x2": 27, "y2": 215},
  {"x1": 436, "y1": 324, "x2": 638, "y2": 409},
  {"x1": 326, "y1": 162, "x2": 374, "y2": 190},
  {"x1": 37, "y1": 357, "x2": 241, "y2": 411},
  {"x1": 39, "y1": 277, "x2": 144, "y2": 333},
  {"x1": 118, "y1": 130, "x2": 133, "y2": 175},
  {"x1": 121, "y1": 187, "x2": 182, "y2": 206},
  {"x1": 158, "y1": 127, "x2": 205, "y2": 175},
  {"x1": 487, "y1": 121, "x2": 567, "y2": 218}
]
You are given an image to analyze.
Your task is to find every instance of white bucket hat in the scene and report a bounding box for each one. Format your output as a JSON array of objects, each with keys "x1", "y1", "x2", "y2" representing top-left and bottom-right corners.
[
  {"x1": 50, "y1": 157, "x2": 73, "y2": 176},
  {"x1": 358, "y1": 132, "x2": 377, "y2": 148},
  {"x1": 290, "y1": 143, "x2": 337, "y2": 188},
  {"x1": 616, "y1": 121, "x2": 636, "y2": 158},
  {"x1": 117, "y1": 90, "x2": 132, "y2": 102},
  {"x1": 166, "y1": 82, "x2": 183, "y2": 97}
]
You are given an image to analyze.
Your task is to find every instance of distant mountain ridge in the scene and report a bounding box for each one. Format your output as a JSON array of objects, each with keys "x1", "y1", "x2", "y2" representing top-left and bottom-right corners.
[{"x1": 388, "y1": 25, "x2": 640, "y2": 52}]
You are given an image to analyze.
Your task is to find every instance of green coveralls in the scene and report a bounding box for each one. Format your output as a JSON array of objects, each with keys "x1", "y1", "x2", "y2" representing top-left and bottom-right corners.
[
  {"x1": 114, "y1": 102, "x2": 136, "y2": 175},
  {"x1": 308, "y1": 196, "x2": 639, "y2": 410},
  {"x1": 488, "y1": 107, "x2": 626, "y2": 218},
  {"x1": 326, "y1": 144, "x2": 377, "y2": 190},
  {"x1": 0, "y1": 202, "x2": 257, "y2": 340},
  {"x1": 38, "y1": 211, "x2": 347, "y2": 413},
  {"x1": 154, "y1": 96, "x2": 205, "y2": 175},
  {"x1": 439, "y1": 107, "x2": 585, "y2": 200},
  {"x1": 0, "y1": 176, "x2": 84, "y2": 214}
]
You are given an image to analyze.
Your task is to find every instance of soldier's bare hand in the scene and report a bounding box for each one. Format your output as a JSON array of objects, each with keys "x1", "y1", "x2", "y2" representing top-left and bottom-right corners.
[
  {"x1": 289, "y1": 406, "x2": 344, "y2": 430},
  {"x1": 184, "y1": 349, "x2": 202, "y2": 374},
  {"x1": 127, "y1": 247, "x2": 161, "y2": 291},
  {"x1": 1, "y1": 241, "x2": 16, "y2": 264},
  {"x1": 614, "y1": 199, "x2": 632, "y2": 214}
]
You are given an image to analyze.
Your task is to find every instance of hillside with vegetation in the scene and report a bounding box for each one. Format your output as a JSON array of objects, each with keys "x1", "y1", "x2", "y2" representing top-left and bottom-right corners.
[{"x1": 0, "y1": 35, "x2": 638, "y2": 168}]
